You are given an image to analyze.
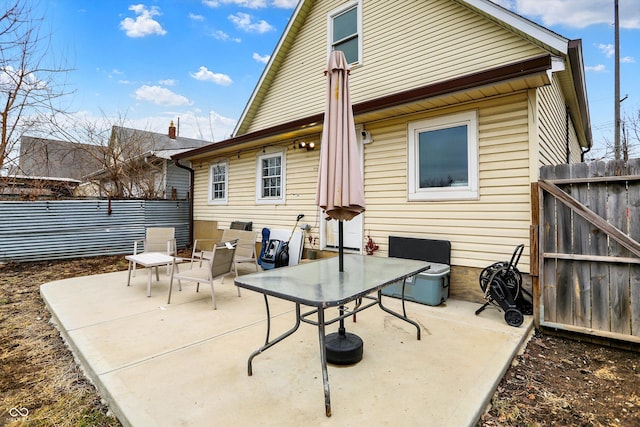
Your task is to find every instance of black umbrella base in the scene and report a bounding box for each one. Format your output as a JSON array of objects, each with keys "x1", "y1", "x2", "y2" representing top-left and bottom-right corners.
[{"x1": 325, "y1": 332, "x2": 363, "y2": 365}]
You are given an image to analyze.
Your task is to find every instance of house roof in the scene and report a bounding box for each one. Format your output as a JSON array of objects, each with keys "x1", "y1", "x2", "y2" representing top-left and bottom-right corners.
[
  {"x1": 18, "y1": 136, "x2": 103, "y2": 180},
  {"x1": 111, "y1": 126, "x2": 211, "y2": 153},
  {"x1": 85, "y1": 126, "x2": 211, "y2": 180},
  {"x1": 174, "y1": 0, "x2": 591, "y2": 161}
]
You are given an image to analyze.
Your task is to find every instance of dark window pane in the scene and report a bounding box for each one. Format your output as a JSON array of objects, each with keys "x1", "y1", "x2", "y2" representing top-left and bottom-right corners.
[
  {"x1": 418, "y1": 125, "x2": 468, "y2": 188},
  {"x1": 333, "y1": 7, "x2": 356, "y2": 42},
  {"x1": 335, "y1": 37, "x2": 358, "y2": 64}
]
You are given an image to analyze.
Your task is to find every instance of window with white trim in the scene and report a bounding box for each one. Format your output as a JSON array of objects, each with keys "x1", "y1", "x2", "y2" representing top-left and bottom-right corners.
[
  {"x1": 208, "y1": 160, "x2": 228, "y2": 204},
  {"x1": 328, "y1": 1, "x2": 361, "y2": 64},
  {"x1": 408, "y1": 111, "x2": 479, "y2": 201},
  {"x1": 256, "y1": 150, "x2": 285, "y2": 204}
]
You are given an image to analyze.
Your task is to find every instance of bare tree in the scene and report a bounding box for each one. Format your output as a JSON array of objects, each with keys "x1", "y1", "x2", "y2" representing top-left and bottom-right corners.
[
  {"x1": 0, "y1": 0, "x2": 72, "y2": 172},
  {"x1": 47, "y1": 113, "x2": 172, "y2": 199},
  {"x1": 587, "y1": 108, "x2": 640, "y2": 162}
]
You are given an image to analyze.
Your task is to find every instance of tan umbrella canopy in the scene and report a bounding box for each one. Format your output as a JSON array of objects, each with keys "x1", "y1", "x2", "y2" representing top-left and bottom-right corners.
[{"x1": 316, "y1": 50, "x2": 365, "y2": 222}]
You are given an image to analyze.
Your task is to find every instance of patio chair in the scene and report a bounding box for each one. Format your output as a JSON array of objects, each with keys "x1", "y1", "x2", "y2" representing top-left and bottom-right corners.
[
  {"x1": 192, "y1": 229, "x2": 259, "y2": 277},
  {"x1": 132, "y1": 227, "x2": 176, "y2": 276},
  {"x1": 168, "y1": 239, "x2": 238, "y2": 309}
]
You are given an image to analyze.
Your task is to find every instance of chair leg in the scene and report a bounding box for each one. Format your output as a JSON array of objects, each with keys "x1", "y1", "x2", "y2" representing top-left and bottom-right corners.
[{"x1": 209, "y1": 282, "x2": 217, "y2": 310}]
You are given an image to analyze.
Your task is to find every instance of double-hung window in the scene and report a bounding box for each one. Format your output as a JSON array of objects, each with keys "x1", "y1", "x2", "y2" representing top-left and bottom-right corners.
[
  {"x1": 208, "y1": 160, "x2": 228, "y2": 204},
  {"x1": 408, "y1": 111, "x2": 479, "y2": 201},
  {"x1": 328, "y1": 1, "x2": 361, "y2": 64},
  {"x1": 256, "y1": 150, "x2": 285, "y2": 204}
]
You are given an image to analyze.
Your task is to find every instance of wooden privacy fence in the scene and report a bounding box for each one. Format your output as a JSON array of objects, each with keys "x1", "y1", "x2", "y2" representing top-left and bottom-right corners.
[{"x1": 534, "y1": 159, "x2": 640, "y2": 344}]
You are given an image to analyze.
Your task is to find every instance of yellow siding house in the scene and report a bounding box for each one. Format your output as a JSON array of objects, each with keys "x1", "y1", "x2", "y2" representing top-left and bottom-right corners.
[{"x1": 173, "y1": 0, "x2": 591, "y2": 301}]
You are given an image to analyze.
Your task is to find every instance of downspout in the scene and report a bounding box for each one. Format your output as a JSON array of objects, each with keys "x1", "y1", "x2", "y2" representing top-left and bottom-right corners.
[
  {"x1": 565, "y1": 106, "x2": 571, "y2": 164},
  {"x1": 173, "y1": 158, "x2": 194, "y2": 246}
]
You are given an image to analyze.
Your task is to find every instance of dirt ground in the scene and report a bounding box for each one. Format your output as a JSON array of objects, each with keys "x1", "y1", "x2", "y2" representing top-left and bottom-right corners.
[{"x1": 1, "y1": 255, "x2": 639, "y2": 426}]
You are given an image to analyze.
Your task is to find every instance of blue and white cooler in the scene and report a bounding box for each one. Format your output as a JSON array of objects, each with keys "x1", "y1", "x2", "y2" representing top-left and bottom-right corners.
[{"x1": 382, "y1": 236, "x2": 451, "y2": 306}]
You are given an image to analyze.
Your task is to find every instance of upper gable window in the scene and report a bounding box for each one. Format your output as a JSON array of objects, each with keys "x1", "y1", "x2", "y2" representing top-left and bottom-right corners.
[
  {"x1": 408, "y1": 111, "x2": 479, "y2": 201},
  {"x1": 328, "y1": 1, "x2": 361, "y2": 64}
]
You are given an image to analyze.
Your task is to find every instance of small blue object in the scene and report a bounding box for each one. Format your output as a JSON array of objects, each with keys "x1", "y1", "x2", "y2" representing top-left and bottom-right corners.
[{"x1": 258, "y1": 228, "x2": 270, "y2": 266}]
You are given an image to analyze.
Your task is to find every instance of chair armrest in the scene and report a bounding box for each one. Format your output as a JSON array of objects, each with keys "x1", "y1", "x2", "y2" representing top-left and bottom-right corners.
[
  {"x1": 133, "y1": 239, "x2": 144, "y2": 254},
  {"x1": 168, "y1": 238, "x2": 177, "y2": 255}
]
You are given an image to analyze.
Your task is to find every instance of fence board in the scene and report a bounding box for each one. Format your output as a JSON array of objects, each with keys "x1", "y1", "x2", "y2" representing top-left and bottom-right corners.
[
  {"x1": 629, "y1": 160, "x2": 640, "y2": 337},
  {"x1": 555, "y1": 164, "x2": 573, "y2": 325},
  {"x1": 589, "y1": 161, "x2": 610, "y2": 331},
  {"x1": 606, "y1": 161, "x2": 631, "y2": 335},
  {"x1": 572, "y1": 163, "x2": 591, "y2": 327},
  {"x1": 541, "y1": 166, "x2": 557, "y2": 322}
]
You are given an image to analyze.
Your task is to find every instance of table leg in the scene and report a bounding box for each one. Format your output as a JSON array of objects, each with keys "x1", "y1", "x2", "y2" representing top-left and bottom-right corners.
[
  {"x1": 127, "y1": 261, "x2": 133, "y2": 287},
  {"x1": 317, "y1": 308, "x2": 331, "y2": 417},
  {"x1": 248, "y1": 299, "x2": 301, "y2": 376},
  {"x1": 378, "y1": 288, "x2": 421, "y2": 340},
  {"x1": 147, "y1": 267, "x2": 152, "y2": 297}
]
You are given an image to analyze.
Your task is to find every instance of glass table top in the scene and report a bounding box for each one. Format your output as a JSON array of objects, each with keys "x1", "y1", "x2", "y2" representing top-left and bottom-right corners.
[{"x1": 234, "y1": 254, "x2": 430, "y2": 307}]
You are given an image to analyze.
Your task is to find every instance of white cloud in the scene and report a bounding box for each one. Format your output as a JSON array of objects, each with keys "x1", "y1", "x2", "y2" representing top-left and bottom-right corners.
[
  {"x1": 133, "y1": 85, "x2": 191, "y2": 106},
  {"x1": 229, "y1": 12, "x2": 274, "y2": 33},
  {"x1": 158, "y1": 79, "x2": 177, "y2": 86},
  {"x1": 203, "y1": 0, "x2": 267, "y2": 8},
  {"x1": 598, "y1": 43, "x2": 615, "y2": 58},
  {"x1": 252, "y1": 52, "x2": 270, "y2": 64},
  {"x1": 491, "y1": 0, "x2": 640, "y2": 29},
  {"x1": 211, "y1": 30, "x2": 241, "y2": 42},
  {"x1": 202, "y1": 0, "x2": 296, "y2": 7},
  {"x1": 621, "y1": 56, "x2": 636, "y2": 63},
  {"x1": 189, "y1": 13, "x2": 205, "y2": 21},
  {"x1": 190, "y1": 66, "x2": 233, "y2": 86},
  {"x1": 120, "y1": 5, "x2": 167, "y2": 38},
  {"x1": 176, "y1": 110, "x2": 237, "y2": 141},
  {"x1": 271, "y1": 0, "x2": 298, "y2": 7},
  {"x1": 586, "y1": 64, "x2": 607, "y2": 72},
  {"x1": 0, "y1": 66, "x2": 46, "y2": 91}
]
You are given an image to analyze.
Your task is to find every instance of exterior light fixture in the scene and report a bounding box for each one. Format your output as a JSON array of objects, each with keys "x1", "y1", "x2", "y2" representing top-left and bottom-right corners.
[{"x1": 298, "y1": 141, "x2": 316, "y2": 151}]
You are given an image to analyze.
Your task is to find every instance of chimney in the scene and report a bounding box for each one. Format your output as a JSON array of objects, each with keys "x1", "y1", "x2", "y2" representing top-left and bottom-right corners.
[{"x1": 168, "y1": 121, "x2": 177, "y2": 139}]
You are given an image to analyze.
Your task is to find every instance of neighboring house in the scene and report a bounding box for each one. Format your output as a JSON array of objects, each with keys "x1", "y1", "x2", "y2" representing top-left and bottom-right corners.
[
  {"x1": 1, "y1": 136, "x2": 102, "y2": 198},
  {"x1": 83, "y1": 123, "x2": 210, "y2": 199},
  {"x1": 16, "y1": 136, "x2": 102, "y2": 180},
  {"x1": 173, "y1": 0, "x2": 591, "y2": 300}
]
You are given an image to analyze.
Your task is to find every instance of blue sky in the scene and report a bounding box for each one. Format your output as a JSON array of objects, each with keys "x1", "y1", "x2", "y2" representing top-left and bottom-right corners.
[{"x1": 40, "y1": 0, "x2": 639, "y2": 159}]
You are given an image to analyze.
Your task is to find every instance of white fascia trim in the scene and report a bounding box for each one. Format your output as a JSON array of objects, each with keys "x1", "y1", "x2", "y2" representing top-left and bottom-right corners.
[
  {"x1": 548, "y1": 55, "x2": 566, "y2": 80},
  {"x1": 461, "y1": 0, "x2": 568, "y2": 54}
]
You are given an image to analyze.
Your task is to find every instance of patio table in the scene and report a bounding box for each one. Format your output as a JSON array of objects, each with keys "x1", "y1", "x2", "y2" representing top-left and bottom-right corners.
[
  {"x1": 234, "y1": 254, "x2": 430, "y2": 417},
  {"x1": 125, "y1": 252, "x2": 176, "y2": 297}
]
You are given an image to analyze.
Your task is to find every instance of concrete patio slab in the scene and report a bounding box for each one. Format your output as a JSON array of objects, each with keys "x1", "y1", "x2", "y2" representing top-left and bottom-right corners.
[{"x1": 41, "y1": 265, "x2": 532, "y2": 427}]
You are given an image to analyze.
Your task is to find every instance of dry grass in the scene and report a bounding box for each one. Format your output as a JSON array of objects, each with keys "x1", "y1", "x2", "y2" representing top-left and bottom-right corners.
[{"x1": 0, "y1": 257, "x2": 128, "y2": 426}]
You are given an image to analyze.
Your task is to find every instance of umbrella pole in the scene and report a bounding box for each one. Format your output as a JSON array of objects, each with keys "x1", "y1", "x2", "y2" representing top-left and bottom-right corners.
[
  {"x1": 338, "y1": 220, "x2": 345, "y2": 334},
  {"x1": 338, "y1": 220, "x2": 344, "y2": 272},
  {"x1": 325, "y1": 219, "x2": 363, "y2": 365}
]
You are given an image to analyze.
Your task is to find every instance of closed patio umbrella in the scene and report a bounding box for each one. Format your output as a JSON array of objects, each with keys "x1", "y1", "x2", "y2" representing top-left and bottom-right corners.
[{"x1": 315, "y1": 50, "x2": 366, "y2": 364}]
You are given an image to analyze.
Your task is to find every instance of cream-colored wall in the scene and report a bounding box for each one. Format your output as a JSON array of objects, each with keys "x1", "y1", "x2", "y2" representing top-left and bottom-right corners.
[
  {"x1": 537, "y1": 74, "x2": 583, "y2": 167},
  {"x1": 192, "y1": 142, "x2": 326, "y2": 241},
  {"x1": 363, "y1": 93, "x2": 532, "y2": 272},
  {"x1": 246, "y1": 0, "x2": 545, "y2": 133},
  {"x1": 193, "y1": 92, "x2": 534, "y2": 272}
]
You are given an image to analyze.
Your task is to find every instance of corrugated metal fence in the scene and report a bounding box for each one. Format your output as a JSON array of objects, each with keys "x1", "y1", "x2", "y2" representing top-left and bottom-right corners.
[{"x1": 0, "y1": 199, "x2": 189, "y2": 263}]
